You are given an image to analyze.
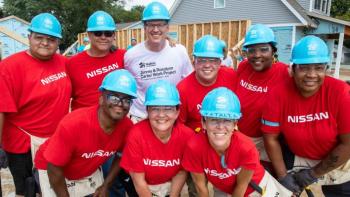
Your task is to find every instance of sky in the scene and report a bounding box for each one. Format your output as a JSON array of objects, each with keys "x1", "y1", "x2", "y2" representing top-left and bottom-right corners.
[{"x1": 125, "y1": 0, "x2": 176, "y2": 10}]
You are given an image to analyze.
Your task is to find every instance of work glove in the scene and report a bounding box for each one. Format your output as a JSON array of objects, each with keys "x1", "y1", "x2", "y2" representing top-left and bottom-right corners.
[
  {"x1": 0, "y1": 148, "x2": 8, "y2": 168},
  {"x1": 278, "y1": 173, "x2": 302, "y2": 194},
  {"x1": 294, "y1": 169, "x2": 318, "y2": 188}
]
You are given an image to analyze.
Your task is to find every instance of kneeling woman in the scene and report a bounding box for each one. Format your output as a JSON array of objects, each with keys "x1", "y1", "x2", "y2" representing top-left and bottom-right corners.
[
  {"x1": 182, "y1": 87, "x2": 292, "y2": 197},
  {"x1": 120, "y1": 80, "x2": 193, "y2": 197}
]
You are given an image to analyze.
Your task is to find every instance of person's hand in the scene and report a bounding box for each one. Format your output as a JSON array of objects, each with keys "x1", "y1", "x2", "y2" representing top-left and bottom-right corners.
[
  {"x1": 278, "y1": 173, "x2": 302, "y2": 194},
  {"x1": 0, "y1": 148, "x2": 8, "y2": 168},
  {"x1": 294, "y1": 169, "x2": 318, "y2": 188},
  {"x1": 93, "y1": 184, "x2": 108, "y2": 197}
]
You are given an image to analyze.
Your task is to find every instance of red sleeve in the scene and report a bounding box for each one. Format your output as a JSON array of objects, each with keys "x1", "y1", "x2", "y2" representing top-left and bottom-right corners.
[
  {"x1": 337, "y1": 83, "x2": 350, "y2": 134},
  {"x1": 120, "y1": 127, "x2": 145, "y2": 173},
  {"x1": 0, "y1": 64, "x2": 18, "y2": 112},
  {"x1": 182, "y1": 135, "x2": 204, "y2": 173},
  {"x1": 261, "y1": 86, "x2": 282, "y2": 134},
  {"x1": 44, "y1": 124, "x2": 75, "y2": 167},
  {"x1": 177, "y1": 83, "x2": 187, "y2": 124}
]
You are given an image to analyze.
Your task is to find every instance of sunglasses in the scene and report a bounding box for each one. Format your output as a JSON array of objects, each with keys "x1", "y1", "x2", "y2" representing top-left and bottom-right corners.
[
  {"x1": 92, "y1": 31, "x2": 114, "y2": 37},
  {"x1": 105, "y1": 93, "x2": 132, "y2": 107}
]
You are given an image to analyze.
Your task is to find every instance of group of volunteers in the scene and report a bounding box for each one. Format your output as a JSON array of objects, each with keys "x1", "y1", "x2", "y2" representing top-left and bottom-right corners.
[{"x1": 0, "y1": 0, "x2": 349, "y2": 197}]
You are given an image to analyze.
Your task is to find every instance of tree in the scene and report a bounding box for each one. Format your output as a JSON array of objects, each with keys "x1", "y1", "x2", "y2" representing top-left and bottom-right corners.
[
  {"x1": 331, "y1": 0, "x2": 350, "y2": 21},
  {"x1": 2, "y1": 0, "x2": 142, "y2": 49}
]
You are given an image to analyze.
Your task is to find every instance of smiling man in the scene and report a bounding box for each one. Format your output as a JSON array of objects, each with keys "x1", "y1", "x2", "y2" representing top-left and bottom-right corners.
[
  {"x1": 34, "y1": 69, "x2": 137, "y2": 197},
  {"x1": 0, "y1": 13, "x2": 71, "y2": 197},
  {"x1": 124, "y1": 1, "x2": 192, "y2": 123}
]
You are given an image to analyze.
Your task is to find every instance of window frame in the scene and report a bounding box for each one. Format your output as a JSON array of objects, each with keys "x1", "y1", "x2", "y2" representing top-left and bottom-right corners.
[{"x1": 214, "y1": 0, "x2": 225, "y2": 9}]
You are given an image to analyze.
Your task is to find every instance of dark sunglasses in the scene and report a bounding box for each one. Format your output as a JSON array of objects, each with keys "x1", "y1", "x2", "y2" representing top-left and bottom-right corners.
[{"x1": 92, "y1": 31, "x2": 114, "y2": 37}]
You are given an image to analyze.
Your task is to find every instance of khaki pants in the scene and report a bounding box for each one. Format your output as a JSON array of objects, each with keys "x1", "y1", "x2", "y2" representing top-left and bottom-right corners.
[
  {"x1": 213, "y1": 171, "x2": 293, "y2": 197},
  {"x1": 39, "y1": 169, "x2": 104, "y2": 197},
  {"x1": 289, "y1": 155, "x2": 350, "y2": 185},
  {"x1": 148, "y1": 182, "x2": 171, "y2": 197},
  {"x1": 250, "y1": 137, "x2": 270, "y2": 162}
]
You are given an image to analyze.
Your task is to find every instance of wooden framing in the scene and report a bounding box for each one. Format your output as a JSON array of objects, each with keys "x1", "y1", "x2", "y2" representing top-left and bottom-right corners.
[{"x1": 77, "y1": 19, "x2": 251, "y2": 57}]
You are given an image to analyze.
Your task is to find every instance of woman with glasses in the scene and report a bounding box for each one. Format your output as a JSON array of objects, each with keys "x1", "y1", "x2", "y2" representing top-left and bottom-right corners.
[
  {"x1": 262, "y1": 35, "x2": 350, "y2": 197},
  {"x1": 234, "y1": 24, "x2": 290, "y2": 167},
  {"x1": 120, "y1": 80, "x2": 193, "y2": 197},
  {"x1": 182, "y1": 87, "x2": 292, "y2": 197}
]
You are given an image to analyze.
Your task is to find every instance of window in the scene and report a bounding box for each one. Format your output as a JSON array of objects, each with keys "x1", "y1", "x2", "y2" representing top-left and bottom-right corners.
[
  {"x1": 214, "y1": 0, "x2": 225, "y2": 8},
  {"x1": 313, "y1": 0, "x2": 330, "y2": 14}
]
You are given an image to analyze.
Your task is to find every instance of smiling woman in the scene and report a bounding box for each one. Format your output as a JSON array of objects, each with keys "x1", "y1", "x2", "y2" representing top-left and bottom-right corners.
[{"x1": 120, "y1": 80, "x2": 193, "y2": 197}]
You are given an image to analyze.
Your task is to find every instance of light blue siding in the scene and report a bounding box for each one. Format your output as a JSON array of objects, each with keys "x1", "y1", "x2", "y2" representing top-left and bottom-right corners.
[
  {"x1": 0, "y1": 17, "x2": 29, "y2": 59},
  {"x1": 272, "y1": 26, "x2": 293, "y2": 64},
  {"x1": 171, "y1": 0, "x2": 300, "y2": 25}
]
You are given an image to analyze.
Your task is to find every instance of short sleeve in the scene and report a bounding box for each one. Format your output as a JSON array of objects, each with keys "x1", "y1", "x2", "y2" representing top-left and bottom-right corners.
[
  {"x1": 0, "y1": 65, "x2": 18, "y2": 112},
  {"x1": 120, "y1": 128, "x2": 145, "y2": 173},
  {"x1": 337, "y1": 83, "x2": 350, "y2": 134},
  {"x1": 44, "y1": 124, "x2": 75, "y2": 167},
  {"x1": 182, "y1": 136, "x2": 204, "y2": 173},
  {"x1": 261, "y1": 87, "x2": 282, "y2": 134}
]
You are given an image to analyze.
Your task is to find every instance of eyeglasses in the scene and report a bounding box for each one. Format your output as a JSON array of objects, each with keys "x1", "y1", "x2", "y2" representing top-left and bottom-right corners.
[
  {"x1": 246, "y1": 46, "x2": 271, "y2": 55},
  {"x1": 92, "y1": 31, "x2": 115, "y2": 37},
  {"x1": 148, "y1": 106, "x2": 177, "y2": 115},
  {"x1": 205, "y1": 117, "x2": 236, "y2": 127},
  {"x1": 195, "y1": 58, "x2": 221, "y2": 65},
  {"x1": 144, "y1": 23, "x2": 168, "y2": 29},
  {"x1": 295, "y1": 64, "x2": 327, "y2": 73},
  {"x1": 105, "y1": 94, "x2": 132, "y2": 107}
]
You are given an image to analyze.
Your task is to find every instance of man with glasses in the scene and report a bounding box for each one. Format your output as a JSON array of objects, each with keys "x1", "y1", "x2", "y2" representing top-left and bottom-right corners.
[
  {"x1": 234, "y1": 24, "x2": 289, "y2": 168},
  {"x1": 262, "y1": 36, "x2": 350, "y2": 197},
  {"x1": 0, "y1": 13, "x2": 71, "y2": 197},
  {"x1": 124, "y1": 1, "x2": 192, "y2": 123},
  {"x1": 67, "y1": 10, "x2": 125, "y2": 111},
  {"x1": 34, "y1": 69, "x2": 137, "y2": 197}
]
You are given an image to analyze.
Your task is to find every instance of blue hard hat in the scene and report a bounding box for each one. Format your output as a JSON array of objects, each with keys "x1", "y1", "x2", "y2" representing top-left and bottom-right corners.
[
  {"x1": 145, "y1": 80, "x2": 180, "y2": 106},
  {"x1": 291, "y1": 35, "x2": 330, "y2": 64},
  {"x1": 220, "y1": 40, "x2": 227, "y2": 48},
  {"x1": 193, "y1": 35, "x2": 224, "y2": 58},
  {"x1": 28, "y1": 13, "x2": 62, "y2": 39},
  {"x1": 99, "y1": 69, "x2": 137, "y2": 98},
  {"x1": 243, "y1": 24, "x2": 276, "y2": 47},
  {"x1": 142, "y1": 1, "x2": 170, "y2": 21},
  {"x1": 87, "y1": 11, "x2": 116, "y2": 32},
  {"x1": 200, "y1": 87, "x2": 242, "y2": 120}
]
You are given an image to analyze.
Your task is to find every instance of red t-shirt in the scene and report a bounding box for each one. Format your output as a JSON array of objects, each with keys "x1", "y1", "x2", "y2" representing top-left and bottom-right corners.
[
  {"x1": 262, "y1": 76, "x2": 350, "y2": 160},
  {"x1": 120, "y1": 120, "x2": 193, "y2": 185},
  {"x1": 177, "y1": 66, "x2": 237, "y2": 132},
  {"x1": 182, "y1": 131, "x2": 265, "y2": 195},
  {"x1": 235, "y1": 60, "x2": 289, "y2": 137},
  {"x1": 67, "y1": 50, "x2": 125, "y2": 111},
  {"x1": 0, "y1": 51, "x2": 71, "y2": 153},
  {"x1": 34, "y1": 106, "x2": 133, "y2": 180}
]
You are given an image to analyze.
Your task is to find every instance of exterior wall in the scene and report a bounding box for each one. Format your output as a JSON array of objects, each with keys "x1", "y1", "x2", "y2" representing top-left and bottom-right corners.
[
  {"x1": 305, "y1": 19, "x2": 345, "y2": 35},
  {"x1": 0, "y1": 18, "x2": 29, "y2": 59},
  {"x1": 170, "y1": 0, "x2": 300, "y2": 25},
  {"x1": 296, "y1": 0, "x2": 311, "y2": 11},
  {"x1": 271, "y1": 26, "x2": 293, "y2": 64}
]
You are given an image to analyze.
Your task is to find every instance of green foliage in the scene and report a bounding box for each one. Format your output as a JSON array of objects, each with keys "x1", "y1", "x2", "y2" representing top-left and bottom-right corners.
[
  {"x1": 331, "y1": 0, "x2": 350, "y2": 21},
  {"x1": 2, "y1": 0, "x2": 144, "y2": 49}
]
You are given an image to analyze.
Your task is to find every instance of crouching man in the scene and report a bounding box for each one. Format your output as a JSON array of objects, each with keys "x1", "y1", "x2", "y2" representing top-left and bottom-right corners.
[{"x1": 34, "y1": 69, "x2": 137, "y2": 197}]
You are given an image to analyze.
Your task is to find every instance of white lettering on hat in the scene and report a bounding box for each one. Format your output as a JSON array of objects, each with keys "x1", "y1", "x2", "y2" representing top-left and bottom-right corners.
[
  {"x1": 119, "y1": 75, "x2": 130, "y2": 87},
  {"x1": 44, "y1": 18, "x2": 53, "y2": 29},
  {"x1": 216, "y1": 96, "x2": 227, "y2": 109},
  {"x1": 155, "y1": 86, "x2": 167, "y2": 97},
  {"x1": 250, "y1": 29, "x2": 258, "y2": 38},
  {"x1": 207, "y1": 40, "x2": 216, "y2": 51},
  {"x1": 96, "y1": 16, "x2": 105, "y2": 25},
  {"x1": 153, "y1": 5, "x2": 161, "y2": 14},
  {"x1": 307, "y1": 43, "x2": 317, "y2": 56}
]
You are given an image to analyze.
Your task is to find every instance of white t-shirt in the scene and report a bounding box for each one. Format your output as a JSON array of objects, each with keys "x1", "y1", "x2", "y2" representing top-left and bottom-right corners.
[
  {"x1": 221, "y1": 55, "x2": 233, "y2": 67},
  {"x1": 124, "y1": 40, "x2": 193, "y2": 118}
]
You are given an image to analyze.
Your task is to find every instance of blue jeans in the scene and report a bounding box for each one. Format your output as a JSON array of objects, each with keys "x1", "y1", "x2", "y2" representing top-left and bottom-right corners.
[{"x1": 102, "y1": 155, "x2": 125, "y2": 197}]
